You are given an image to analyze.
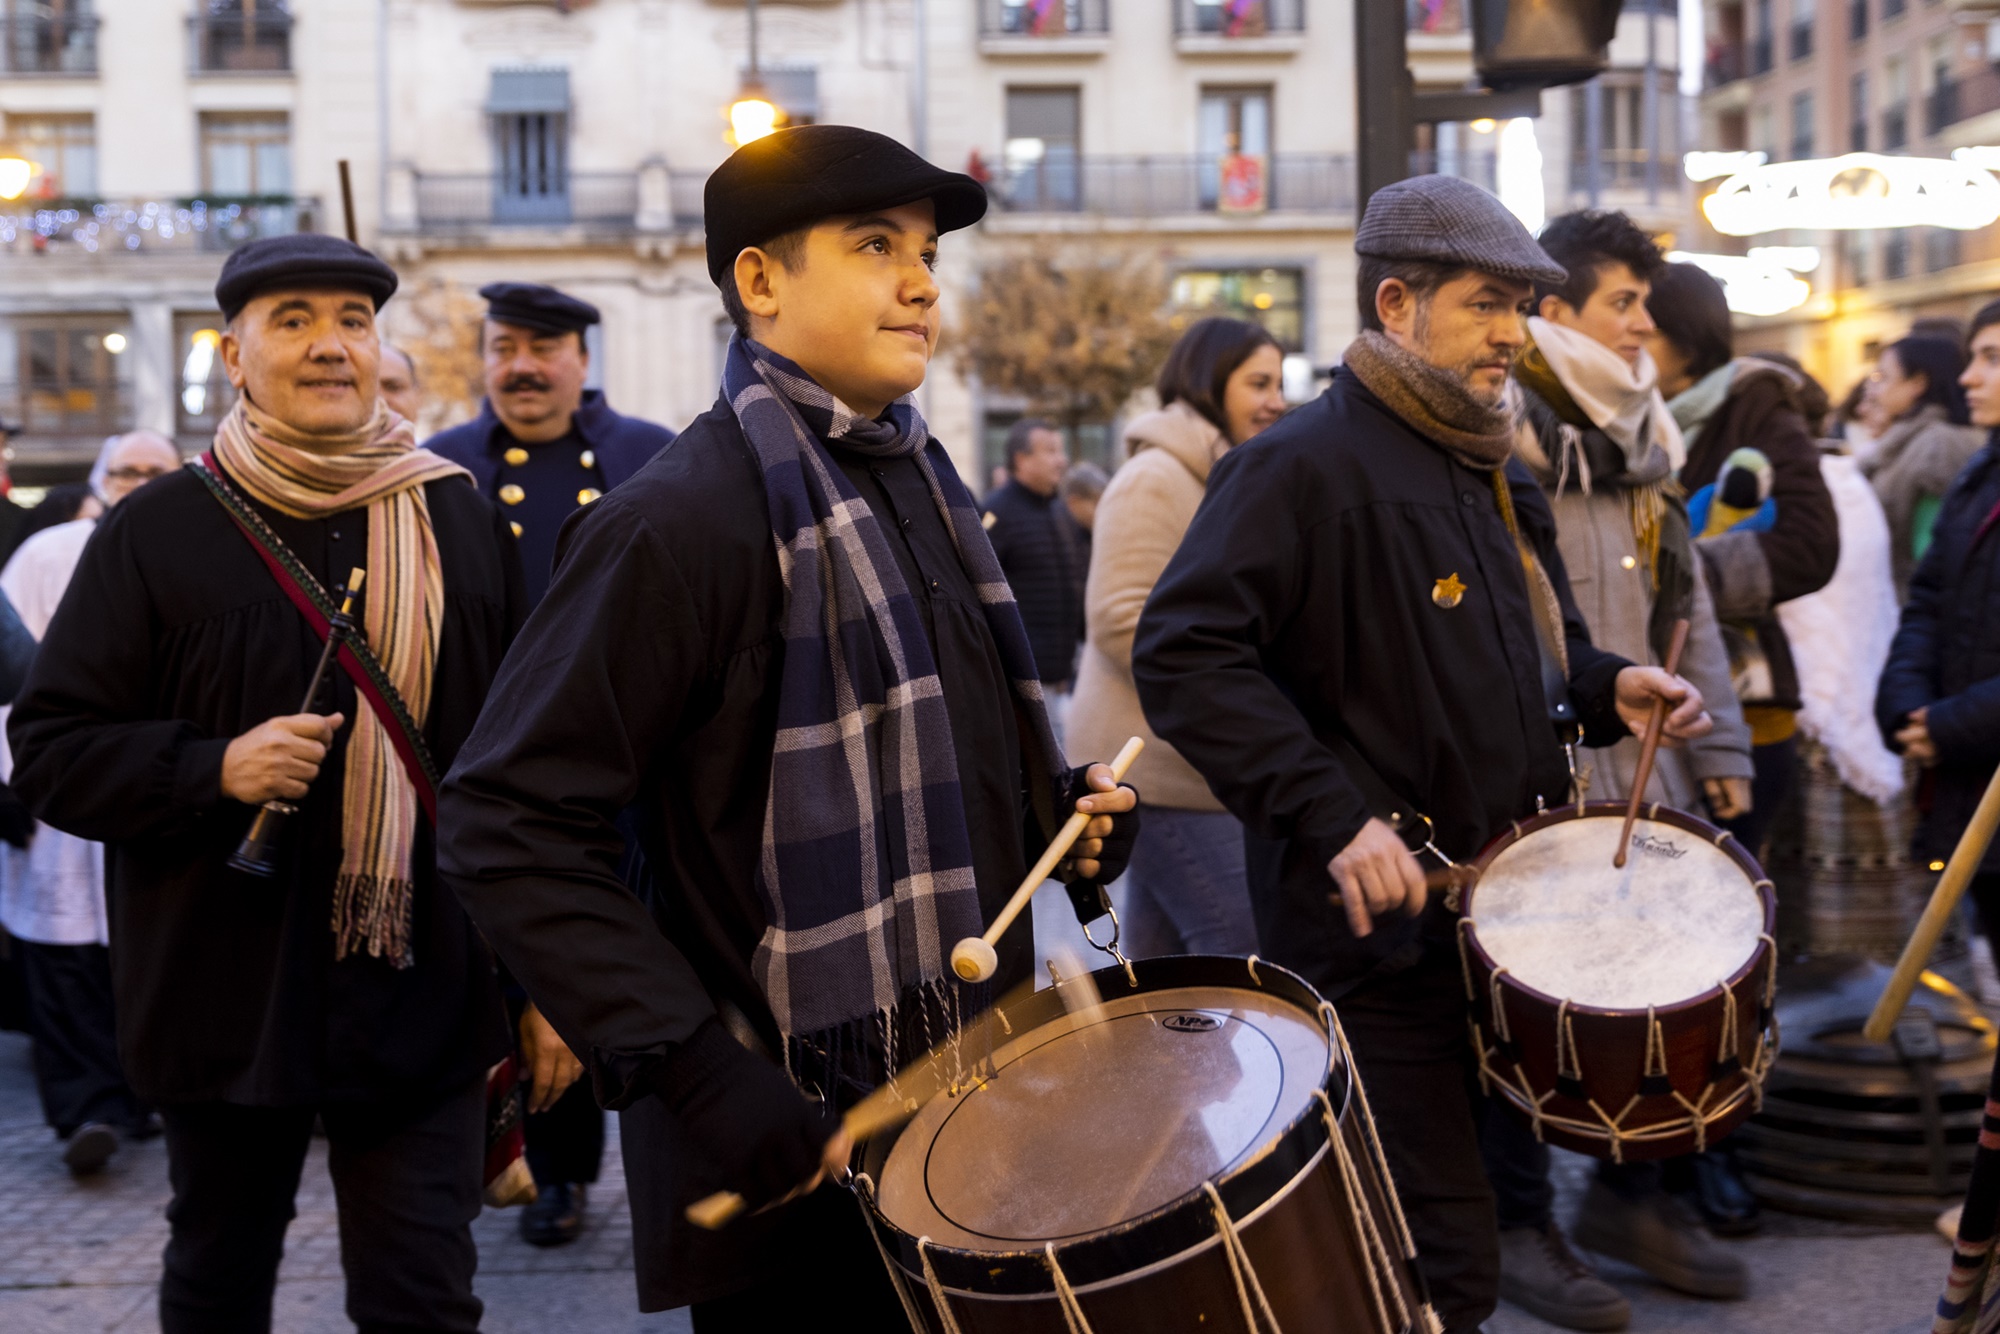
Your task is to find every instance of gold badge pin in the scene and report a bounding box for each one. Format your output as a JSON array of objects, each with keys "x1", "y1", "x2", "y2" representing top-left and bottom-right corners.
[
  {"x1": 579, "y1": 449, "x2": 596, "y2": 470},
  {"x1": 498, "y1": 483, "x2": 525, "y2": 506},
  {"x1": 1432, "y1": 572, "x2": 1467, "y2": 609},
  {"x1": 503, "y1": 447, "x2": 529, "y2": 467},
  {"x1": 510, "y1": 521, "x2": 524, "y2": 538},
  {"x1": 577, "y1": 487, "x2": 602, "y2": 505}
]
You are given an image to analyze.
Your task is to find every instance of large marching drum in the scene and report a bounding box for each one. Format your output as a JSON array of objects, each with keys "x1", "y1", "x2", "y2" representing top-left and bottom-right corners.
[
  {"x1": 1458, "y1": 801, "x2": 1780, "y2": 1160},
  {"x1": 857, "y1": 954, "x2": 1442, "y2": 1333}
]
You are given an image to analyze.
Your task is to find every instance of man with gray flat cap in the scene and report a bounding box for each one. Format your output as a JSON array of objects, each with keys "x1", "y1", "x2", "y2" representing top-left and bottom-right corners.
[{"x1": 1133, "y1": 175, "x2": 1715, "y2": 1331}]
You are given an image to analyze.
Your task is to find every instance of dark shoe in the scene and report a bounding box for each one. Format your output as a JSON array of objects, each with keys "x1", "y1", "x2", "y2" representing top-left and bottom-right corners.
[
  {"x1": 1675, "y1": 1150, "x2": 1761, "y2": 1237},
  {"x1": 519, "y1": 1182, "x2": 586, "y2": 1247},
  {"x1": 62, "y1": 1122, "x2": 118, "y2": 1177},
  {"x1": 1573, "y1": 1180, "x2": 1747, "y2": 1300},
  {"x1": 1498, "y1": 1222, "x2": 1631, "y2": 1331},
  {"x1": 119, "y1": 1112, "x2": 164, "y2": 1143}
]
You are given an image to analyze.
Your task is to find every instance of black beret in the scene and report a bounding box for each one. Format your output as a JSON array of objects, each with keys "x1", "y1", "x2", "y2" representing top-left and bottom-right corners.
[
  {"x1": 480, "y1": 282, "x2": 601, "y2": 336},
  {"x1": 215, "y1": 234, "x2": 399, "y2": 322},
  {"x1": 704, "y1": 124, "x2": 988, "y2": 286}
]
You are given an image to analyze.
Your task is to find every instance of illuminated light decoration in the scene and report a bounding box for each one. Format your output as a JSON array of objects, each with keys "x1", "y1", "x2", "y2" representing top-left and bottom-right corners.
[
  {"x1": 0, "y1": 151, "x2": 35, "y2": 202},
  {"x1": 1496, "y1": 118, "x2": 1545, "y2": 234},
  {"x1": 1952, "y1": 146, "x2": 2000, "y2": 172},
  {"x1": 1702, "y1": 152, "x2": 2000, "y2": 235},
  {"x1": 101, "y1": 332, "x2": 126, "y2": 354},
  {"x1": 1683, "y1": 150, "x2": 1766, "y2": 183},
  {"x1": 1470, "y1": 118, "x2": 1497, "y2": 134},
  {"x1": 1666, "y1": 248, "x2": 1817, "y2": 317},
  {"x1": 728, "y1": 94, "x2": 780, "y2": 147}
]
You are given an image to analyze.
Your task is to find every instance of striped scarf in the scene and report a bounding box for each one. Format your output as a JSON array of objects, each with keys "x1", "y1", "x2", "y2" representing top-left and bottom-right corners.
[
  {"x1": 723, "y1": 335, "x2": 1066, "y2": 1081},
  {"x1": 212, "y1": 396, "x2": 468, "y2": 967}
]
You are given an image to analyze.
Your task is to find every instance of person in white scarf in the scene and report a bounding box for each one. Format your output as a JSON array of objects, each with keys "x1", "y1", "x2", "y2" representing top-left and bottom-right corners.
[
  {"x1": 0, "y1": 429, "x2": 179, "y2": 1178},
  {"x1": 1489, "y1": 212, "x2": 1756, "y2": 1330}
]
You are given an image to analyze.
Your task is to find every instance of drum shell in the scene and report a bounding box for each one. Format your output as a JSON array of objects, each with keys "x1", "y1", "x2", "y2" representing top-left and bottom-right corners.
[
  {"x1": 1461, "y1": 803, "x2": 1778, "y2": 1161},
  {"x1": 859, "y1": 955, "x2": 1432, "y2": 1334}
]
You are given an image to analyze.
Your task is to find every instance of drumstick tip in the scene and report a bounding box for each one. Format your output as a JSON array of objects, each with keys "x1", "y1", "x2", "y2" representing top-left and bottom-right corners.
[{"x1": 951, "y1": 937, "x2": 998, "y2": 983}]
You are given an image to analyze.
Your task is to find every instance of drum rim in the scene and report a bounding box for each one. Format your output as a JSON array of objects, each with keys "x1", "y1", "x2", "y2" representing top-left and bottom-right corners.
[
  {"x1": 858, "y1": 952, "x2": 1351, "y2": 1297},
  {"x1": 1459, "y1": 800, "x2": 1776, "y2": 1018}
]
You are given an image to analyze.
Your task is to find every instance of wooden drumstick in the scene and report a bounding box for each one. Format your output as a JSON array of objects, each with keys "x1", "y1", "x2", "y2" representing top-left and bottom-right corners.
[
  {"x1": 1865, "y1": 759, "x2": 2000, "y2": 1042},
  {"x1": 1326, "y1": 864, "x2": 1479, "y2": 907},
  {"x1": 949, "y1": 736, "x2": 1145, "y2": 984},
  {"x1": 683, "y1": 1087, "x2": 921, "y2": 1232},
  {"x1": 1613, "y1": 618, "x2": 1691, "y2": 870}
]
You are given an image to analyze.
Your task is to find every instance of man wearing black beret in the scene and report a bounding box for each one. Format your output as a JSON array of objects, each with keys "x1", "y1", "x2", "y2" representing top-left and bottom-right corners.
[
  {"x1": 438, "y1": 124, "x2": 1141, "y2": 1327},
  {"x1": 8, "y1": 233, "x2": 526, "y2": 1333},
  {"x1": 427, "y1": 281, "x2": 675, "y2": 608}
]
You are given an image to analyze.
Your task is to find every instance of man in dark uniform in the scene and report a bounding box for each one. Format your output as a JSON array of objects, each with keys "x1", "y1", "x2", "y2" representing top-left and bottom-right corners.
[
  {"x1": 427, "y1": 282, "x2": 676, "y2": 1244},
  {"x1": 7, "y1": 235, "x2": 523, "y2": 1333},
  {"x1": 1132, "y1": 176, "x2": 1712, "y2": 1334},
  {"x1": 427, "y1": 282, "x2": 675, "y2": 605},
  {"x1": 437, "y1": 125, "x2": 1139, "y2": 1329},
  {"x1": 982, "y1": 418, "x2": 1086, "y2": 722}
]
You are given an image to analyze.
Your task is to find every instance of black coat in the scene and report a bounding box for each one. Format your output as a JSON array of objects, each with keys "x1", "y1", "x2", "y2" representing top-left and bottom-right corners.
[
  {"x1": 1132, "y1": 369, "x2": 1630, "y2": 999},
  {"x1": 6, "y1": 468, "x2": 522, "y2": 1107},
  {"x1": 982, "y1": 477, "x2": 1086, "y2": 685},
  {"x1": 425, "y1": 389, "x2": 675, "y2": 497},
  {"x1": 1878, "y1": 440, "x2": 2000, "y2": 871},
  {"x1": 437, "y1": 400, "x2": 1072, "y2": 1310}
]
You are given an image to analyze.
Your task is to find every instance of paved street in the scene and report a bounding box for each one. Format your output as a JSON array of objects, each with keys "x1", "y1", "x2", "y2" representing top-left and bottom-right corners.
[{"x1": 0, "y1": 1021, "x2": 1951, "y2": 1332}]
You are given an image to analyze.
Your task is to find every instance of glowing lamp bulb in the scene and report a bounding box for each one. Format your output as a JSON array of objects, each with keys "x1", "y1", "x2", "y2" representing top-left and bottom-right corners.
[
  {"x1": 0, "y1": 155, "x2": 34, "y2": 202},
  {"x1": 1470, "y1": 118, "x2": 1497, "y2": 134},
  {"x1": 729, "y1": 97, "x2": 780, "y2": 147}
]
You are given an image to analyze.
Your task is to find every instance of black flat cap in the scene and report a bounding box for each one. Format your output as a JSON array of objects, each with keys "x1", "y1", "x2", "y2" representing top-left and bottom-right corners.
[
  {"x1": 215, "y1": 234, "x2": 399, "y2": 322},
  {"x1": 1356, "y1": 174, "x2": 1565, "y2": 287},
  {"x1": 480, "y1": 282, "x2": 601, "y2": 336},
  {"x1": 704, "y1": 124, "x2": 988, "y2": 286}
]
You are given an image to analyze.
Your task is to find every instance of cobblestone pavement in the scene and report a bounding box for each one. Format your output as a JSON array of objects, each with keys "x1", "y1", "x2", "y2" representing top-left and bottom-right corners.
[{"x1": 0, "y1": 1016, "x2": 1954, "y2": 1333}]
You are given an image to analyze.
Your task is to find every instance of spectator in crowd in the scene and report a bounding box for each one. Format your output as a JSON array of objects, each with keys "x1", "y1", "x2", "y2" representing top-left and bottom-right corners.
[
  {"x1": 983, "y1": 418, "x2": 1087, "y2": 717},
  {"x1": 0, "y1": 430, "x2": 178, "y2": 1178},
  {"x1": 378, "y1": 341, "x2": 423, "y2": 425},
  {"x1": 1060, "y1": 460, "x2": 1107, "y2": 533},
  {"x1": 0, "y1": 424, "x2": 30, "y2": 565},
  {"x1": 1495, "y1": 213, "x2": 1756, "y2": 1323},
  {"x1": 1071, "y1": 317, "x2": 1282, "y2": 961},
  {"x1": 1859, "y1": 336, "x2": 1985, "y2": 600},
  {"x1": 1747, "y1": 350, "x2": 1832, "y2": 438},
  {"x1": 1879, "y1": 297, "x2": 2000, "y2": 956},
  {"x1": 1645, "y1": 262, "x2": 1840, "y2": 865},
  {"x1": 13, "y1": 484, "x2": 102, "y2": 551}
]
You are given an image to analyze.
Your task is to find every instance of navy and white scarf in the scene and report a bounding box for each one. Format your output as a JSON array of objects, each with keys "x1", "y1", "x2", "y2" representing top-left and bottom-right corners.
[{"x1": 724, "y1": 335, "x2": 1067, "y2": 1086}]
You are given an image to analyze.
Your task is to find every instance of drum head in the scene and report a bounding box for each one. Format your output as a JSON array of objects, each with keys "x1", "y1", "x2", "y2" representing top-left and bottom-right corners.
[
  {"x1": 875, "y1": 983, "x2": 1329, "y2": 1252},
  {"x1": 1471, "y1": 810, "x2": 1765, "y2": 1011}
]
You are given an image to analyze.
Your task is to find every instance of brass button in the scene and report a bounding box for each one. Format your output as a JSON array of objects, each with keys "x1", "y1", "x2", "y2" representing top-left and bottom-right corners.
[
  {"x1": 499, "y1": 483, "x2": 525, "y2": 505},
  {"x1": 503, "y1": 447, "x2": 529, "y2": 467},
  {"x1": 577, "y1": 487, "x2": 602, "y2": 505},
  {"x1": 1620, "y1": 555, "x2": 1637, "y2": 570},
  {"x1": 510, "y1": 521, "x2": 523, "y2": 538},
  {"x1": 579, "y1": 449, "x2": 595, "y2": 470}
]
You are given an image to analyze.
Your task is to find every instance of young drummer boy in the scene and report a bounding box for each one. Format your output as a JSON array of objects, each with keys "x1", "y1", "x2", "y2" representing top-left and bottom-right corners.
[{"x1": 437, "y1": 125, "x2": 1140, "y2": 1328}]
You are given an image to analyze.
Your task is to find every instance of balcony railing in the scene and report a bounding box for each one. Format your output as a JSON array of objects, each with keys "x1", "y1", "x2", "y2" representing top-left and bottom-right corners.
[
  {"x1": 189, "y1": 11, "x2": 291, "y2": 73},
  {"x1": 1, "y1": 381, "x2": 129, "y2": 445},
  {"x1": 1882, "y1": 103, "x2": 1908, "y2": 150},
  {"x1": 410, "y1": 172, "x2": 642, "y2": 232},
  {"x1": 1174, "y1": 0, "x2": 1304, "y2": 36},
  {"x1": 1706, "y1": 44, "x2": 1745, "y2": 88},
  {"x1": 1789, "y1": 19, "x2": 1812, "y2": 59},
  {"x1": 1567, "y1": 149, "x2": 1682, "y2": 192},
  {"x1": 990, "y1": 153, "x2": 1352, "y2": 215},
  {"x1": 0, "y1": 196, "x2": 319, "y2": 255},
  {"x1": 1928, "y1": 68, "x2": 2000, "y2": 132},
  {"x1": 1408, "y1": 0, "x2": 1466, "y2": 34},
  {"x1": 1411, "y1": 147, "x2": 1497, "y2": 192},
  {"x1": 977, "y1": 0, "x2": 1111, "y2": 37},
  {"x1": 0, "y1": 13, "x2": 97, "y2": 74}
]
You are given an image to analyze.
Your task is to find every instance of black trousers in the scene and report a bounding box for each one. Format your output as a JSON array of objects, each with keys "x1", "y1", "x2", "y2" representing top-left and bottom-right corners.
[
  {"x1": 689, "y1": 1182, "x2": 911, "y2": 1332},
  {"x1": 1480, "y1": 1096, "x2": 1663, "y2": 1232},
  {"x1": 18, "y1": 939, "x2": 144, "y2": 1137},
  {"x1": 1722, "y1": 735, "x2": 1799, "y2": 866},
  {"x1": 1335, "y1": 948, "x2": 1497, "y2": 1334},
  {"x1": 525, "y1": 1076, "x2": 605, "y2": 1186},
  {"x1": 159, "y1": 1079, "x2": 485, "y2": 1334}
]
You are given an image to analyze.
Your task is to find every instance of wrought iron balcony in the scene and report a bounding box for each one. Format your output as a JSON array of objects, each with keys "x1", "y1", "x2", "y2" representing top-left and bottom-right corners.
[
  {"x1": 0, "y1": 196, "x2": 320, "y2": 255},
  {"x1": 1706, "y1": 44, "x2": 1745, "y2": 89},
  {"x1": 189, "y1": 9, "x2": 291, "y2": 73},
  {"x1": 408, "y1": 172, "x2": 643, "y2": 233},
  {"x1": 977, "y1": 0, "x2": 1111, "y2": 38},
  {"x1": 0, "y1": 12, "x2": 97, "y2": 74},
  {"x1": 1927, "y1": 69, "x2": 2000, "y2": 133},
  {"x1": 989, "y1": 153, "x2": 1352, "y2": 216},
  {"x1": 1173, "y1": 0, "x2": 1305, "y2": 37}
]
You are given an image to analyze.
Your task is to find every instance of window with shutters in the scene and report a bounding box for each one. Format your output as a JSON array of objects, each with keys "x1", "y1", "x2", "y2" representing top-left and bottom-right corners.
[{"x1": 489, "y1": 68, "x2": 570, "y2": 224}]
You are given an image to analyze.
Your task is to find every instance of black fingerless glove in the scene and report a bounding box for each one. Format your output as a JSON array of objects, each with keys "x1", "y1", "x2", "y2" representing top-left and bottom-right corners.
[
  {"x1": 654, "y1": 1017, "x2": 837, "y2": 1209},
  {"x1": 1059, "y1": 766, "x2": 1141, "y2": 923}
]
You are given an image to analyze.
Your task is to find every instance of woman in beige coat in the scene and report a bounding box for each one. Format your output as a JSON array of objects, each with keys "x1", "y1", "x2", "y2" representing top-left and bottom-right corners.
[{"x1": 1070, "y1": 318, "x2": 1285, "y2": 957}]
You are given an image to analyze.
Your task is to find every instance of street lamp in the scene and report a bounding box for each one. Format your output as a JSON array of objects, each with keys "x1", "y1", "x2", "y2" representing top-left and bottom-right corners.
[
  {"x1": 727, "y1": 0, "x2": 782, "y2": 147},
  {"x1": 0, "y1": 145, "x2": 38, "y2": 202}
]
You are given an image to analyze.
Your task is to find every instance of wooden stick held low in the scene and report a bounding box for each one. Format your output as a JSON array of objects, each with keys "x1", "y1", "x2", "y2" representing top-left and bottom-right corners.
[
  {"x1": 949, "y1": 736, "x2": 1145, "y2": 984},
  {"x1": 1613, "y1": 618, "x2": 1691, "y2": 870},
  {"x1": 1866, "y1": 759, "x2": 2000, "y2": 1042}
]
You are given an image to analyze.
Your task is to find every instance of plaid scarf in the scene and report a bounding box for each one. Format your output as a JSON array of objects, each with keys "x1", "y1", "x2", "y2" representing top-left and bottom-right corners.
[
  {"x1": 724, "y1": 335, "x2": 1066, "y2": 1073},
  {"x1": 212, "y1": 396, "x2": 467, "y2": 967}
]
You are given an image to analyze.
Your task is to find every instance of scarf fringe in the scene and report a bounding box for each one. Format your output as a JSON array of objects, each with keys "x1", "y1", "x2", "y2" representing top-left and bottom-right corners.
[
  {"x1": 783, "y1": 975, "x2": 991, "y2": 1106},
  {"x1": 332, "y1": 871, "x2": 416, "y2": 969}
]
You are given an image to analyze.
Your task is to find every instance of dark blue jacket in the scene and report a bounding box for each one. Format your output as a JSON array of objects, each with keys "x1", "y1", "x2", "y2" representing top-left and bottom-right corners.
[
  {"x1": 1878, "y1": 439, "x2": 2000, "y2": 871},
  {"x1": 981, "y1": 477, "x2": 1085, "y2": 685},
  {"x1": 424, "y1": 389, "x2": 675, "y2": 496}
]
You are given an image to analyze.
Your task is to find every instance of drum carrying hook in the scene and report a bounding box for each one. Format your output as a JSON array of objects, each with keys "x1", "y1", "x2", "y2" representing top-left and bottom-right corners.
[
  {"x1": 1081, "y1": 902, "x2": 1140, "y2": 989},
  {"x1": 1413, "y1": 815, "x2": 1468, "y2": 914},
  {"x1": 1565, "y1": 740, "x2": 1591, "y2": 815}
]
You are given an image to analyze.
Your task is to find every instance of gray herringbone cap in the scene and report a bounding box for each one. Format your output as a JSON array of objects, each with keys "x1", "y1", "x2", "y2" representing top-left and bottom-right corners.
[{"x1": 1356, "y1": 174, "x2": 1566, "y2": 286}]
